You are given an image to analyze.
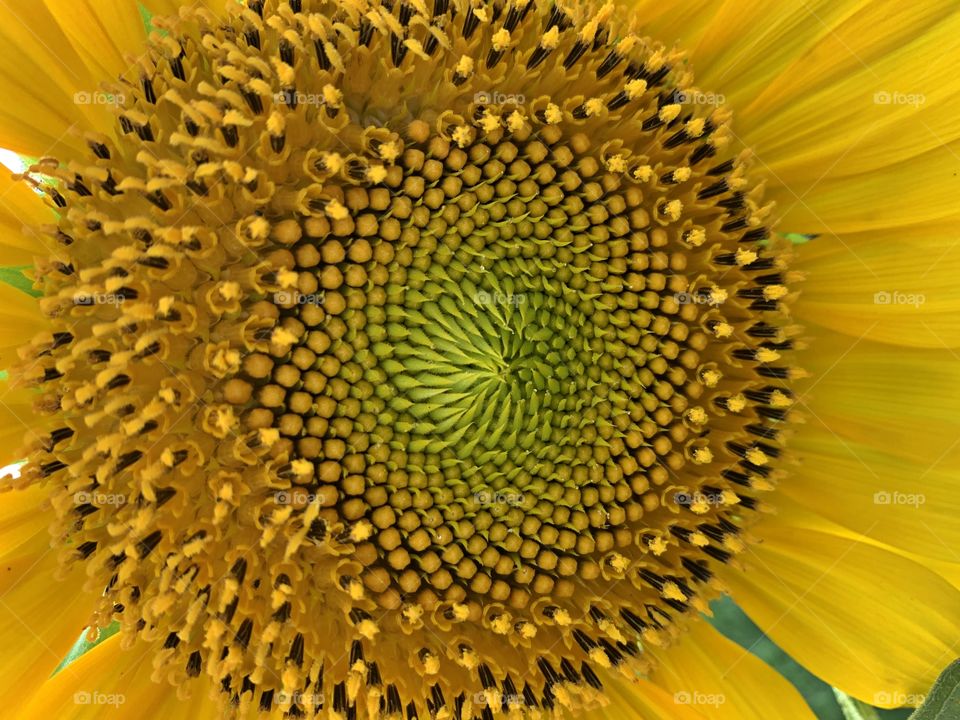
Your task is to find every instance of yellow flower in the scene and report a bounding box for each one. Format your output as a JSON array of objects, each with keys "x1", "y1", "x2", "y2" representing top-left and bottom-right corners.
[{"x1": 0, "y1": 2, "x2": 957, "y2": 719}]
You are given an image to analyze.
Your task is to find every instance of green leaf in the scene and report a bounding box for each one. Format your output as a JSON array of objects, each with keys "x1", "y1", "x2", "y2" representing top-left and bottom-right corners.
[
  {"x1": 52, "y1": 621, "x2": 121, "y2": 676},
  {"x1": 909, "y1": 660, "x2": 960, "y2": 719},
  {"x1": 0, "y1": 266, "x2": 40, "y2": 297}
]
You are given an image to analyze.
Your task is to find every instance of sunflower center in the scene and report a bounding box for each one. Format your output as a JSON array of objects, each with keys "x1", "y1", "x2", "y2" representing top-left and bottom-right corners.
[{"x1": 14, "y1": 0, "x2": 799, "y2": 717}]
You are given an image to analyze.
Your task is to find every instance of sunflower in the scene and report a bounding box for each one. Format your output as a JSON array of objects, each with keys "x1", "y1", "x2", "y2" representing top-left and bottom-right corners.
[{"x1": 0, "y1": 1, "x2": 957, "y2": 719}]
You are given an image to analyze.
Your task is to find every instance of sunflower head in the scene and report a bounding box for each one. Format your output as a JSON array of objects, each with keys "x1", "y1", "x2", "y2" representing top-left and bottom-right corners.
[{"x1": 11, "y1": 0, "x2": 800, "y2": 716}]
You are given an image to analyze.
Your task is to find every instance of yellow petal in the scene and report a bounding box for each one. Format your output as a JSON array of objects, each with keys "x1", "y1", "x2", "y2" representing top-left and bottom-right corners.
[
  {"x1": 788, "y1": 432, "x2": 960, "y2": 564},
  {"x1": 624, "y1": 1, "x2": 960, "y2": 235},
  {"x1": 41, "y1": 1, "x2": 201, "y2": 81},
  {"x1": 645, "y1": 619, "x2": 817, "y2": 720},
  {"x1": 42, "y1": 2, "x2": 147, "y2": 80},
  {"x1": 0, "y1": 4, "x2": 109, "y2": 156},
  {"x1": 797, "y1": 330, "x2": 960, "y2": 463},
  {"x1": 0, "y1": 485, "x2": 94, "y2": 717},
  {"x1": 792, "y1": 231, "x2": 960, "y2": 347},
  {"x1": 616, "y1": 0, "x2": 719, "y2": 47},
  {"x1": 690, "y1": 0, "x2": 866, "y2": 108},
  {"x1": 591, "y1": 674, "x2": 710, "y2": 720},
  {"x1": 18, "y1": 635, "x2": 223, "y2": 719},
  {"x1": 735, "y1": 2, "x2": 960, "y2": 181},
  {"x1": 769, "y1": 139, "x2": 960, "y2": 234},
  {"x1": 0, "y1": 385, "x2": 39, "y2": 467},
  {"x1": 0, "y1": 284, "x2": 45, "y2": 468},
  {"x1": 0, "y1": 171, "x2": 58, "y2": 265},
  {"x1": 902, "y1": 550, "x2": 960, "y2": 600},
  {"x1": 0, "y1": 284, "x2": 45, "y2": 361},
  {"x1": 720, "y1": 514, "x2": 960, "y2": 707}
]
